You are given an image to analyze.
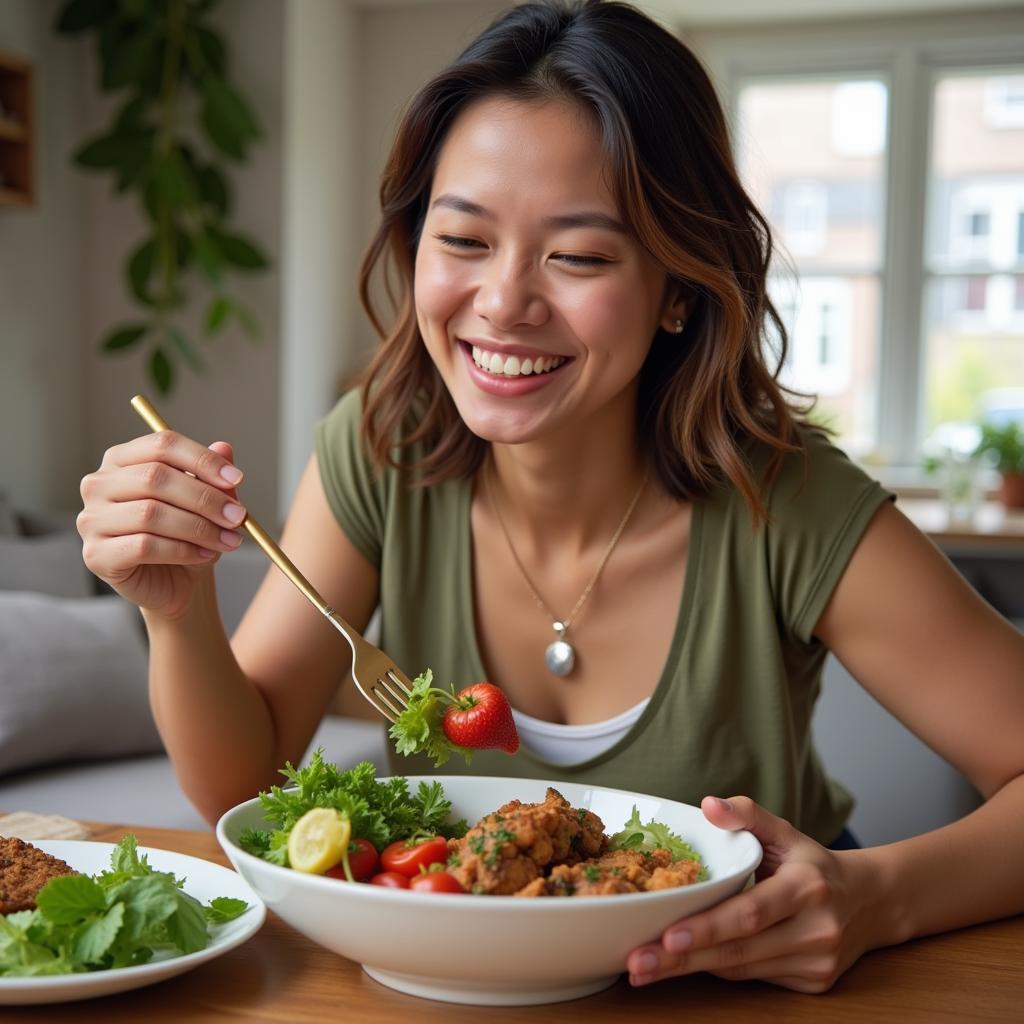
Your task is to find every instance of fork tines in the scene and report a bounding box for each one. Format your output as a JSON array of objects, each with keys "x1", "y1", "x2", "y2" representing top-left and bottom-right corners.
[{"x1": 368, "y1": 670, "x2": 413, "y2": 722}]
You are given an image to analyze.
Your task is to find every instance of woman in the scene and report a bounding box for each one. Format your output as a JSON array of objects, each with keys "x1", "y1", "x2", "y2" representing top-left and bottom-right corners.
[{"x1": 78, "y1": 0, "x2": 1024, "y2": 993}]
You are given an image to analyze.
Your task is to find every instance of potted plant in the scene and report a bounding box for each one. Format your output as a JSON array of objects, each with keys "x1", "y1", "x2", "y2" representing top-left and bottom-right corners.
[{"x1": 975, "y1": 421, "x2": 1024, "y2": 509}]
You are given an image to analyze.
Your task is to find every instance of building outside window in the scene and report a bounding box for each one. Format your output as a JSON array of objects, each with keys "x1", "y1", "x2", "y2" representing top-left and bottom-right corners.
[{"x1": 697, "y1": 15, "x2": 1024, "y2": 469}]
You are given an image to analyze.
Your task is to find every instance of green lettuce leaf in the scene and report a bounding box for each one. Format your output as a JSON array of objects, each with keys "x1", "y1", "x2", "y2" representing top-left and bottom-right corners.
[{"x1": 608, "y1": 806, "x2": 708, "y2": 881}]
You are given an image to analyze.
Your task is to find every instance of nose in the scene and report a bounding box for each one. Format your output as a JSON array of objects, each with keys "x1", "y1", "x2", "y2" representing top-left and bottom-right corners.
[{"x1": 472, "y1": 256, "x2": 549, "y2": 330}]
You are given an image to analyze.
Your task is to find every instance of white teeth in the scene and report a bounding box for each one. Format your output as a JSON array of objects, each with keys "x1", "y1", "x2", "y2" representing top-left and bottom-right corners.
[{"x1": 471, "y1": 346, "x2": 565, "y2": 377}]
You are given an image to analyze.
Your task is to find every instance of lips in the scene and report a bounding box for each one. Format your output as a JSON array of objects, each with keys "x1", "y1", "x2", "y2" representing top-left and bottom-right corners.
[{"x1": 458, "y1": 340, "x2": 572, "y2": 395}]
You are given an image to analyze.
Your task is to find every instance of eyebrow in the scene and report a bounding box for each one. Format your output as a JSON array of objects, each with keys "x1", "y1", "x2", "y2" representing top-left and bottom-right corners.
[{"x1": 430, "y1": 193, "x2": 627, "y2": 235}]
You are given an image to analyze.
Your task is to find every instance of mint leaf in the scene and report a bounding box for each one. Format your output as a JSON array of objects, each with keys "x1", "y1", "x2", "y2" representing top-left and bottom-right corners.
[
  {"x1": 204, "y1": 897, "x2": 248, "y2": 924},
  {"x1": 35, "y1": 874, "x2": 106, "y2": 924},
  {"x1": 165, "y1": 889, "x2": 209, "y2": 955},
  {"x1": 73, "y1": 901, "x2": 125, "y2": 965}
]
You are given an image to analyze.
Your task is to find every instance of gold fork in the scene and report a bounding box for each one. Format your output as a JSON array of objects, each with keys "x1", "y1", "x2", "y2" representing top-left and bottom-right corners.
[{"x1": 130, "y1": 394, "x2": 414, "y2": 723}]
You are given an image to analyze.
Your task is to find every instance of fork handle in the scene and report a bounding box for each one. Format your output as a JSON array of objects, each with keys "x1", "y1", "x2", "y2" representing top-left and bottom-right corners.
[{"x1": 130, "y1": 394, "x2": 332, "y2": 617}]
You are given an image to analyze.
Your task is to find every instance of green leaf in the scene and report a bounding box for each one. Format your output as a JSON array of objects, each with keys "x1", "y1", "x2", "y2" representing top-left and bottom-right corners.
[
  {"x1": 54, "y1": 0, "x2": 114, "y2": 34},
  {"x1": 73, "y1": 901, "x2": 125, "y2": 965},
  {"x1": 169, "y1": 327, "x2": 207, "y2": 373},
  {"x1": 102, "y1": 324, "x2": 148, "y2": 352},
  {"x1": 126, "y1": 238, "x2": 157, "y2": 306},
  {"x1": 152, "y1": 152, "x2": 196, "y2": 208},
  {"x1": 150, "y1": 346, "x2": 173, "y2": 394},
  {"x1": 207, "y1": 227, "x2": 267, "y2": 270},
  {"x1": 193, "y1": 26, "x2": 226, "y2": 77},
  {"x1": 204, "y1": 295, "x2": 231, "y2": 335},
  {"x1": 104, "y1": 27, "x2": 159, "y2": 89},
  {"x1": 193, "y1": 230, "x2": 225, "y2": 285},
  {"x1": 165, "y1": 889, "x2": 210, "y2": 955},
  {"x1": 197, "y1": 164, "x2": 230, "y2": 218},
  {"x1": 34, "y1": 876, "x2": 107, "y2": 925},
  {"x1": 204, "y1": 897, "x2": 248, "y2": 924},
  {"x1": 608, "y1": 807, "x2": 707, "y2": 878},
  {"x1": 73, "y1": 129, "x2": 149, "y2": 171},
  {"x1": 200, "y1": 78, "x2": 261, "y2": 160}
]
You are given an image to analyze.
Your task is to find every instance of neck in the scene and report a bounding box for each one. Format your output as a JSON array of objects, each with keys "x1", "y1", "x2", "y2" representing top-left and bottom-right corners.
[{"x1": 483, "y1": 400, "x2": 648, "y2": 560}]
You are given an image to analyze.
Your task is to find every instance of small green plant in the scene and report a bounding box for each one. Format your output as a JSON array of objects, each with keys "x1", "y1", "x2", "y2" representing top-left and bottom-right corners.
[
  {"x1": 55, "y1": 0, "x2": 269, "y2": 394},
  {"x1": 975, "y1": 421, "x2": 1024, "y2": 475}
]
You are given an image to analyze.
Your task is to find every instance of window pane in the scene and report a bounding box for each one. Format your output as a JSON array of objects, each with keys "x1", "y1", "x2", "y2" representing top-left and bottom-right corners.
[
  {"x1": 769, "y1": 273, "x2": 880, "y2": 452},
  {"x1": 737, "y1": 78, "x2": 888, "y2": 271},
  {"x1": 737, "y1": 77, "x2": 888, "y2": 454},
  {"x1": 923, "y1": 71, "x2": 1024, "y2": 438}
]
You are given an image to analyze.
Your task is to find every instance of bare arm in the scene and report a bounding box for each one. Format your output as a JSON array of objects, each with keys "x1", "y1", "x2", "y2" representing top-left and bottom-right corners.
[
  {"x1": 813, "y1": 500, "x2": 1024, "y2": 942},
  {"x1": 629, "y1": 500, "x2": 1024, "y2": 990},
  {"x1": 143, "y1": 455, "x2": 380, "y2": 824}
]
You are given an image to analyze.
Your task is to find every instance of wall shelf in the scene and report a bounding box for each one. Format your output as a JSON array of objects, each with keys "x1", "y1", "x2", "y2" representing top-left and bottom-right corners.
[{"x1": 0, "y1": 51, "x2": 34, "y2": 207}]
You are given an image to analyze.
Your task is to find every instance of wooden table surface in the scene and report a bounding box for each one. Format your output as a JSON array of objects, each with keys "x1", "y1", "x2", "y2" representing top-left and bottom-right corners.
[{"x1": 7, "y1": 821, "x2": 1023, "y2": 1023}]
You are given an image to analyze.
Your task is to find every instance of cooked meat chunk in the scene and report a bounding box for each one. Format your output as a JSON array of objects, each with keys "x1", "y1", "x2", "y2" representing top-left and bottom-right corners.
[
  {"x1": 449, "y1": 787, "x2": 703, "y2": 897},
  {"x1": 449, "y1": 787, "x2": 607, "y2": 895},
  {"x1": 0, "y1": 836, "x2": 77, "y2": 914},
  {"x1": 514, "y1": 847, "x2": 694, "y2": 896}
]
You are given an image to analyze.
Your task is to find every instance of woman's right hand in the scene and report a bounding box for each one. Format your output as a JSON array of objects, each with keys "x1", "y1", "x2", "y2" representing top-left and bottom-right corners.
[{"x1": 77, "y1": 431, "x2": 248, "y2": 620}]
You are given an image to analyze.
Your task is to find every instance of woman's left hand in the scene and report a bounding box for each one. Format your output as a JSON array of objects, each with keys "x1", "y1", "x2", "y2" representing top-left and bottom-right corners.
[{"x1": 627, "y1": 795, "x2": 883, "y2": 993}]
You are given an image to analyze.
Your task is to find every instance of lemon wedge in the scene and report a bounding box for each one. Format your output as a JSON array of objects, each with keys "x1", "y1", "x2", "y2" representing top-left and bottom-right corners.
[{"x1": 287, "y1": 807, "x2": 352, "y2": 874}]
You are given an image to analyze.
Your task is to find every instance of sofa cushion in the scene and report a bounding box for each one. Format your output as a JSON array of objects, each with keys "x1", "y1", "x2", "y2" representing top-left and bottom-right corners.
[
  {"x1": 0, "y1": 592, "x2": 162, "y2": 776},
  {"x1": 0, "y1": 532, "x2": 94, "y2": 598}
]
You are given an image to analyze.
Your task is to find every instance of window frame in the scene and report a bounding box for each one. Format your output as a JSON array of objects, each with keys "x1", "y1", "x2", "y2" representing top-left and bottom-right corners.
[{"x1": 689, "y1": 11, "x2": 1024, "y2": 471}]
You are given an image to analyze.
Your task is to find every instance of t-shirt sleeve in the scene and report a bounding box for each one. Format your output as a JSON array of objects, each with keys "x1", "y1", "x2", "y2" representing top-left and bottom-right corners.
[
  {"x1": 765, "y1": 430, "x2": 894, "y2": 644},
  {"x1": 314, "y1": 389, "x2": 387, "y2": 567}
]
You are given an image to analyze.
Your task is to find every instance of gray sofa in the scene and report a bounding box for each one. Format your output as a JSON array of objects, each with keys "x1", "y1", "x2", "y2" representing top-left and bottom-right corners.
[{"x1": 0, "y1": 499, "x2": 388, "y2": 831}]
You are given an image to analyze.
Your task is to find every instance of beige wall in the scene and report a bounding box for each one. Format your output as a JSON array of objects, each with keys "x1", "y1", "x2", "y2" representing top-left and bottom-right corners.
[
  {"x1": 0, "y1": 0, "x2": 87, "y2": 513},
  {"x1": 0, "y1": 0, "x2": 283, "y2": 522}
]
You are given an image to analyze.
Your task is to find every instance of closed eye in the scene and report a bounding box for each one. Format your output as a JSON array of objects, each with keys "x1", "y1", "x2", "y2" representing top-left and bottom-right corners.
[
  {"x1": 553, "y1": 253, "x2": 610, "y2": 267},
  {"x1": 436, "y1": 234, "x2": 486, "y2": 250}
]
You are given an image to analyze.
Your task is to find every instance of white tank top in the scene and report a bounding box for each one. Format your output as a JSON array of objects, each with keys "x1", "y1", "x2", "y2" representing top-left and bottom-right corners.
[{"x1": 510, "y1": 699, "x2": 651, "y2": 766}]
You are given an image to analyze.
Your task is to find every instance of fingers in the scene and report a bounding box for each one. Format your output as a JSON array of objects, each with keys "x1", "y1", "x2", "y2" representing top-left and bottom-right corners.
[{"x1": 100, "y1": 431, "x2": 244, "y2": 489}]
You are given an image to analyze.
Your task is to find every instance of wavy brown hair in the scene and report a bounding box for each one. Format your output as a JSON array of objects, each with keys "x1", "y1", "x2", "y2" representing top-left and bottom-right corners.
[{"x1": 358, "y1": 0, "x2": 807, "y2": 523}]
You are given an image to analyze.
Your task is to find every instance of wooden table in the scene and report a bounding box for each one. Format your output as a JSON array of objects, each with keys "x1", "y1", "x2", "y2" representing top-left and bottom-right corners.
[{"x1": 8, "y1": 822, "x2": 1023, "y2": 1023}]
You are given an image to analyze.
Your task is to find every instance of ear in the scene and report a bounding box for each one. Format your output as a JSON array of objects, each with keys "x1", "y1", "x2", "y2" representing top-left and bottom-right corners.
[{"x1": 659, "y1": 279, "x2": 690, "y2": 335}]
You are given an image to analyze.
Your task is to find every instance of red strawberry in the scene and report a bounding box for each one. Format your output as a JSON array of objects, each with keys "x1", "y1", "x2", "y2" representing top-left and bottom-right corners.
[{"x1": 442, "y1": 682, "x2": 520, "y2": 754}]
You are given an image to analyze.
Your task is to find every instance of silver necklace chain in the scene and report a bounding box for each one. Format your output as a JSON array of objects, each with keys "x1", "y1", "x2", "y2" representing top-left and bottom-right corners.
[{"x1": 487, "y1": 467, "x2": 647, "y2": 676}]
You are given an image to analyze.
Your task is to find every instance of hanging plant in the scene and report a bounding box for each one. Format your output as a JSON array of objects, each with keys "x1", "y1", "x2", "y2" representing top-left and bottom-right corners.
[{"x1": 54, "y1": 0, "x2": 269, "y2": 394}]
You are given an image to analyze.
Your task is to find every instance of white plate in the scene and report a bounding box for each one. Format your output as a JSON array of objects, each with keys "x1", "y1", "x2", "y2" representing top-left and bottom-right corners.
[{"x1": 0, "y1": 840, "x2": 266, "y2": 1005}]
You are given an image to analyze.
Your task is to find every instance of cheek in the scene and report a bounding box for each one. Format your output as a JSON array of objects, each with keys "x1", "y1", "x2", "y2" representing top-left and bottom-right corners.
[{"x1": 414, "y1": 251, "x2": 469, "y2": 326}]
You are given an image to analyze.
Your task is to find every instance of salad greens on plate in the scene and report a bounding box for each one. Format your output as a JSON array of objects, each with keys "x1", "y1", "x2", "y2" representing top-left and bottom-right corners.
[{"x1": 0, "y1": 836, "x2": 248, "y2": 978}]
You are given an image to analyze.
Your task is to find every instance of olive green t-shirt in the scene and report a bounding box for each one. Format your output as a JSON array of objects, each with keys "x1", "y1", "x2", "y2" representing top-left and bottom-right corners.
[{"x1": 316, "y1": 390, "x2": 892, "y2": 845}]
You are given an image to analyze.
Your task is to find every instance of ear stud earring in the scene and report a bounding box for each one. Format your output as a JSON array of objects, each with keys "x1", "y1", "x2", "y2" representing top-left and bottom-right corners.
[{"x1": 673, "y1": 319, "x2": 684, "y2": 334}]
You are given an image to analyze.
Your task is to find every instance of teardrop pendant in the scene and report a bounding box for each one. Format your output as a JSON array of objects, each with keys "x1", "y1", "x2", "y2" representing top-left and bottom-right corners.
[{"x1": 544, "y1": 621, "x2": 576, "y2": 678}]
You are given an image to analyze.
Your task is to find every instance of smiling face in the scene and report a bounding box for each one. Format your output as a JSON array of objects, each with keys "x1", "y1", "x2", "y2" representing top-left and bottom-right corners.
[{"x1": 414, "y1": 95, "x2": 683, "y2": 446}]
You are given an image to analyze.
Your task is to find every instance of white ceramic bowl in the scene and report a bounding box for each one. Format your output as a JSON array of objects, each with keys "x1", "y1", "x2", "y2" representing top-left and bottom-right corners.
[{"x1": 216, "y1": 776, "x2": 761, "y2": 1006}]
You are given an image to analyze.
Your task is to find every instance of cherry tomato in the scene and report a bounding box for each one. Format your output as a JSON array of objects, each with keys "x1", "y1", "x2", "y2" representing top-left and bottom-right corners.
[
  {"x1": 369, "y1": 871, "x2": 410, "y2": 889},
  {"x1": 350, "y1": 838, "x2": 379, "y2": 880},
  {"x1": 409, "y1": 871, "x2": 464, "y2": 894},
  {"x1": 380, "y1": 836, "x2": 449, "y2": 878}
]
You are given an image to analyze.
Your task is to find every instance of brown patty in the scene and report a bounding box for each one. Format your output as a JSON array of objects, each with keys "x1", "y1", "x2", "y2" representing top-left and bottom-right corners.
[{"x1": 0, "y1": 835, "x2": 78, "y2": 914}]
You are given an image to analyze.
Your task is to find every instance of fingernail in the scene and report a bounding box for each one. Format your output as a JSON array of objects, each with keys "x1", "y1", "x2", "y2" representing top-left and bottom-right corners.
[
  {"x1": 220, "y1": 530, "x2": 242, "y2": 549},
  {"x1": 665, "y1": 929, "x2": 692, "y2": 954},
  {"x1": 220, "y1": 465, "x2": 243, "y2": 485},
  {"x1": 634, "y1": 952, "x2": 658, "y2": 973},
  {"x1": 223, "y1": 502, "x2": 246, "y2": 525}
]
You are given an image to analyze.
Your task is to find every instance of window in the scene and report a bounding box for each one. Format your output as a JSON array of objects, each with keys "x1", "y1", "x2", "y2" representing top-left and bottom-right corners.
[
  {"x1": 923, "y1": 71, "x2": 1024, "y2": 438},
  {"x1": 698, "y1": 14, "x2": 1024, "y2": 467},
  {"x1": 737, "y1": 77, "x2": 886, "y2": 451}
]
